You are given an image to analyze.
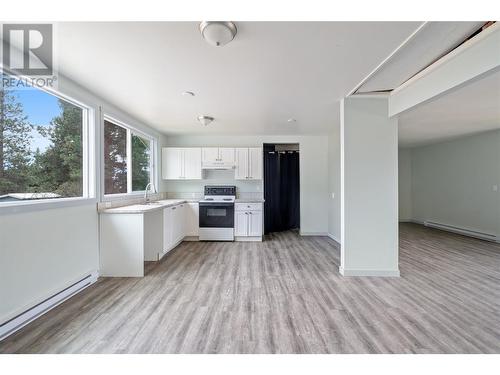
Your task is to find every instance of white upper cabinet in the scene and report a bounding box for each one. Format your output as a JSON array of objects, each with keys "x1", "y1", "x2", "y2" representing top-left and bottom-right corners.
[
  {"x1": 248, "y1": 147, "x2": 263, "y2": 180},
  {"x1": 235, "y1": 148, "x2": 249, "y2": 180},
  {"x1": 162, "y1": 147, "x2": 202, "y2": 180},
  {"x1": 202, "y1": 147, "x2": 235, "y2": 167},
  {"x1": 201, "y1": 148, "x2": 219, "y2": 164},
  {"x1": 235, "y1": 147, "x2": 262, "y2": 180},
  {"x1": 219, "y1": 148, "x2": 235, "y2": 165},
  {"x1": 183, "y1": 148, "x2": 202, "y2": 179},
  {"x1": 162, "y1": 148, "x2": 184, "y2": 180}
]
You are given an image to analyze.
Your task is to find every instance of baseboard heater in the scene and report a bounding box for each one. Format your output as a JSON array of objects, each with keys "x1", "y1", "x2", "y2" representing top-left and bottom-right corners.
[
  {"x1": 424, "y1": 221, "x2": 498, "y2": 242},
  {"x1": 0, "y1": 271, "x2": 98, "y2": 341}
]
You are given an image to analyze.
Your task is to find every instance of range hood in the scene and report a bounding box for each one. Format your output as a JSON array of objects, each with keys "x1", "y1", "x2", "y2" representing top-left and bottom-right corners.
[{"x1": 202, "y1": 163, "x2": 235, "y2": 170}]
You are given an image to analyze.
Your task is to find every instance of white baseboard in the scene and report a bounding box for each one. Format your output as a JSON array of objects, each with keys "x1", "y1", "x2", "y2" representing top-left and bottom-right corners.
[
  {"x1": 0, "y1": 271, "x2": 98, "y2": 341},
  {"x1": 235, "y1": 236, "x2": 262, "y2": 242},
  {"x1": 300, "y1": 231, "x2": 328, "y2": 236},
  {"x1": 339, "y1": 267, "x2": 400, "y2": 277},
  {"x1": 423, "y1": 221, "x2": 498, "y2": 243},
  {"x1": 327, "y1": 233, "x2": 341, "y2": 245}
]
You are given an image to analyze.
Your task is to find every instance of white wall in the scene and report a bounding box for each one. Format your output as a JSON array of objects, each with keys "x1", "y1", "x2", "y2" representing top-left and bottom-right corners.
[
  {"x1": 398, "y1": 148, "x2": 413, "y2": 221},
  {"x1": 340, "y1": 97, "x2": 399, "y2": 276},
  {"x1": 164, "y1": 135, "x2": 329, "y2": 235},
  {"x1": 0, "y1": 73, "x2": 165, "y2": 324},
  {"x1": 409, "y1": 129, "x2": 500, "y2": 237},
  {"x1": 0, "y1": 204, "x2": 98, "y2": 323},
  {"x1": 328, "y1": 126, "x2": 341, "y2": 242}
]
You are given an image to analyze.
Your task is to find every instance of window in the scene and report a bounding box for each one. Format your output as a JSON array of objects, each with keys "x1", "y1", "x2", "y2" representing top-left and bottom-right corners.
[
  {"x1": 0, "y1": 76, "x2": 89, "y2": 204},
  {"x1": 103, "y1": 118, "x2": 154, "y2": 195}
]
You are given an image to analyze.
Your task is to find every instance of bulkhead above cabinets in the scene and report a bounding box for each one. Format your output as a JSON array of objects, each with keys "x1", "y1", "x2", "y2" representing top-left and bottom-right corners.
[{"x1": 162, "y1": 147, "x2": 263, "y2": 181}]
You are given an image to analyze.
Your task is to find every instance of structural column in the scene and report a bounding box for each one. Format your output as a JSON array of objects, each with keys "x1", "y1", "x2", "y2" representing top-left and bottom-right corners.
[{"x1": 340, "y1": 96, "x2": 399, "y2": 277}]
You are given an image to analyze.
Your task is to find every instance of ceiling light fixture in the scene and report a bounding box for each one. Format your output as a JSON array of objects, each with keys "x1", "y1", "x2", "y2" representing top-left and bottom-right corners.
[
  {"x1": 199, "y1": 21, "x2": 237, "y2": 47},
  {"x1": 182, "y1": 91, "x2": 195, "y2": 96},
  {"x1": 198, "y1": 115, "x2": 214, "y2": 126},
  {"x1": 287, "y1": 118, "x2": 297, "y2": 123}
]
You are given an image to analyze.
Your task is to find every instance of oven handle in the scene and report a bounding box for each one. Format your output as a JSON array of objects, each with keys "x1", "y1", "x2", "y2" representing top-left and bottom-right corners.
[{"x1": 199, "y1": 202, "x2": 235, "y2": 207}]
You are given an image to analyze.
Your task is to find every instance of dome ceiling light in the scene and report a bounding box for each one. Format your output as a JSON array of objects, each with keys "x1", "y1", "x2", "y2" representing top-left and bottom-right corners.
[
  {"x1": 198, "y1": 115, "x2": 214, "y2": 126},
  {"x1": 199, "y1": 21, "x2": 237, "y2": 47}
]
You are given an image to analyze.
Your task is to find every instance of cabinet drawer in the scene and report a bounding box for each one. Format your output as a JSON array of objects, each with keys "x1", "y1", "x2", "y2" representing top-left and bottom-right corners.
[{"x1": 235, "y1": 202, "x2": 262, "y2": 211}]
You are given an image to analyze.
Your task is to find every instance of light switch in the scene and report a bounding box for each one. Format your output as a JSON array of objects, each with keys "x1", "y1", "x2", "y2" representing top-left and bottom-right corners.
[
  {"x1": 331, "y1": 192, "x2": 335, "y2": 199},
  {"x1": 493, "y1": 185, "x2": 498, "y2": 192}
]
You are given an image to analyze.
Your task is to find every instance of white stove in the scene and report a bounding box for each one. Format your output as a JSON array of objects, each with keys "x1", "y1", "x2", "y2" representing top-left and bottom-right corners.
[{"x1": 198, "y1": 186, "x2": 236, "y2": 241}]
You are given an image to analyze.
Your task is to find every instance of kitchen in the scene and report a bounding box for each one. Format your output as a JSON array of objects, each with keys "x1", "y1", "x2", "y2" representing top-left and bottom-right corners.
[{"x1": 99, "y1": 146, "x2": 266, "y2": 277}]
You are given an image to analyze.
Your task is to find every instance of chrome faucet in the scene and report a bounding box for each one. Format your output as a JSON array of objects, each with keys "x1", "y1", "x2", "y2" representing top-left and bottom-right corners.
[{"x1": 144, "y1": 183, "x2": 156, "y2": 204}]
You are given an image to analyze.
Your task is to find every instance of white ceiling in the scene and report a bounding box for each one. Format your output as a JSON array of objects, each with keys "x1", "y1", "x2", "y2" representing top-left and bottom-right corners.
[
  {"x1": 357, "y1": 22, "x2": 483, "y2": 93},
  {"x1": 56, "y1": 22, "x2": 422, "y2": 135},
  {"x1": 398, "y1": 69, "x2": 500, "y2": 147}
]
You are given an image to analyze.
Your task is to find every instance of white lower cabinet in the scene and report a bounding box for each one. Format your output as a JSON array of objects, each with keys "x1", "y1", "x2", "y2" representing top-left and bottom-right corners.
[
  {"x1": 234, "y1": 202, "x2": 263, "y2": 240},
  {"x1": 185, "y1": 203, "x2": 199, "y2": 237}
]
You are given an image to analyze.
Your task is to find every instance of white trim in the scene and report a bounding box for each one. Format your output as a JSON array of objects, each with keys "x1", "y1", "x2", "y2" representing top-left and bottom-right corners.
[
  {"x1": 0, "y1": 271, "x2": 98, "y2": 341},
  {"x1": 0, "y1": 74, "x2": 95, "y2": 210},
  {"x1": 424, "y1": 221, "x2": 498, "y2": 243},
  {"x1": 392, "y1": 22, "x2": 500, "y2": 95},
  {"x1": 300, "y1": 231, "x2": 329, "y2": 236},
  {"x1": 0, "y1": 197, "x2": 97, "y2": 215},
  {"x1": 389, "y1": 22, "x2": 500, "y2": 116},
  {"x1": 339, "y1": 267, "x2": 400, "y2": 277},
  {"x1": 102, "y1": 115, "x2": 158, "y2": 199},
  {"x1": 347, "y1": 22, "x2": 428, "y2": 96},
  {"x1": 327, "y1": 233, "x2": 341, "y2": 245},
  {"x1": 235, "y1": 236, "x2": 262, "y2": 242}
]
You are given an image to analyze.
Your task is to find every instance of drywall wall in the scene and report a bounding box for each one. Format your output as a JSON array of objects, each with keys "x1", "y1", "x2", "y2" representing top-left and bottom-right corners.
[
  {"x1": 411, "y1": 129, "x2": 500, "y2": 236},
  {"x1": 0, "y1": 204, "x2": 98, "y2": 323},
  {"x1": 340, "y1": 97, "x2": 399, "y2": 276},
  {"x1": 398, "y1": 148, "x2": 413, "y2": 221},
  {"x1": 164, "y1": 135, "x2": 329, "y2": 235},
  {"x1": 328, "y1": 127, "x2": 341, "y2": 242},
  {"x1": 0, "y1": 73, "x2": 164, "y2": 325}
]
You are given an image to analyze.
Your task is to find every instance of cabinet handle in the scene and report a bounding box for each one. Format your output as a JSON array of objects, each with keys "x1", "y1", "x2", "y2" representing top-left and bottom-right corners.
[
  {"x1": 249, "y1": 212, "x2": 252, "y2": 215},
  {"x1": 172, "y1": 207, "x2": 176, "y2": 210}
]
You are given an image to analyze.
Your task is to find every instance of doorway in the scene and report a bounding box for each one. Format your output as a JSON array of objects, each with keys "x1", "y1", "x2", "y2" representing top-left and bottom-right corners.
[{"x1": 263, "y1": 143, "x2": 300, "y2": 234}]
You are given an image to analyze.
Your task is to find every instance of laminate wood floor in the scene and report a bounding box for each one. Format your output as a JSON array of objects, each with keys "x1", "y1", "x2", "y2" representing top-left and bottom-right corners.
[{"x1": 1, "y1": 223, "x2": 499, "y2": 353}]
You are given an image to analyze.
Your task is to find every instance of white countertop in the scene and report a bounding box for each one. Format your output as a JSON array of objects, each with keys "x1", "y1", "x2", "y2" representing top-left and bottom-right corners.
[
  {"x1": 99, "y1": 199, "x2": 199, "y2": 214},
  {"x1": 235, "y1": 198, "x2": 265, "y2": 203}
]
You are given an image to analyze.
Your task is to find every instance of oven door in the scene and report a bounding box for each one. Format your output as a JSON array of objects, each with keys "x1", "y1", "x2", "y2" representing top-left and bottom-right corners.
[{"x1": 199, "y1": 202, "x2": 234, "y2": 228}]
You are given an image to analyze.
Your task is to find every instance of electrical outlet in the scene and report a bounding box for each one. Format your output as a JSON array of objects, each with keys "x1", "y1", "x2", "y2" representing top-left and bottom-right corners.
[
  {"x1": 331, "y1": 192, "x2": 335, "y2": 199},
  {"x1": 493, "y1": 185, "x2": 498, "y2": 192}
]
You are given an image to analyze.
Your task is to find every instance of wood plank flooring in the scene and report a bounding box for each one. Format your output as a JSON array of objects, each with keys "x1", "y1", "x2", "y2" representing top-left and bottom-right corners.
[{"x1": 1, "y1": 223, "x2": 499, "y2": 353}]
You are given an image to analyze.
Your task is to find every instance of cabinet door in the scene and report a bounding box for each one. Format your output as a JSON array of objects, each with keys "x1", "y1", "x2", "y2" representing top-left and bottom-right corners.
[
  {"x1": 219, "y1": 148, "x2": 235, "y2": 165},
  {"x1": 248, "y1": 211, "x2": 263, "y2": 237},
  {"x1": 202, "y1": 148, "x2": 219, "y2": 164},
  {"x1": 248, "y1": 148, "x2": 263, "y2": 180},
  {"x1": 234, "y1": 211, "x2": 249, "y2": 237},
  {"x1": 163, "y1": 207, "x2": 173, "y2": 252},
  {"x1": 162, "y1": 148, "x2": 184, "y2": 179},
  {"x1": 185, "y1": 203, "x2": 199, "y2": 236},
  {"x1": 172, "y1": 205, "x2": 184, "y2": 244},
  {"x1": 184, "y1": 148, "x2": 202, "y2": 179},
  {"x1": 234, "y1": 148, "x2": 249, "y2": 180}
]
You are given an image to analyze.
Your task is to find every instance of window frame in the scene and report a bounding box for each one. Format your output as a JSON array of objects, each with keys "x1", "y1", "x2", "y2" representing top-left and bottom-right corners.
[
  {"x1": 0, "y1": 79, "x2": 95, "y2": 212},
  {"x1": 102, "y1": 114, "x2": 157, "y2": 201}
]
